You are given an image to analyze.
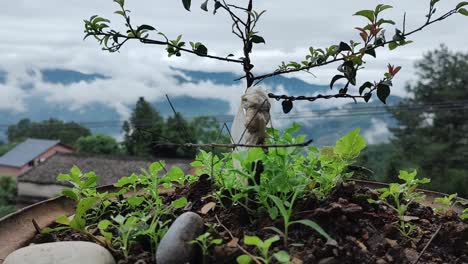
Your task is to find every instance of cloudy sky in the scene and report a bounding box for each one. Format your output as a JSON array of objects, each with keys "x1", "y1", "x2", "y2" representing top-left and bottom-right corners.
[{"x1": 1, "y1": 0, "x2": 467, "y2": 119}]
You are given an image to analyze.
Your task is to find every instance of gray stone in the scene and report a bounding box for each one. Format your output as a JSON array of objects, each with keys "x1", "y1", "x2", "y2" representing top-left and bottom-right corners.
[
  {"x1": 156, "y1": 212, "x2": 205, "y2": 264},
  {"x1": 4, "y1": 241, "x2": 115, "y2": 264}
]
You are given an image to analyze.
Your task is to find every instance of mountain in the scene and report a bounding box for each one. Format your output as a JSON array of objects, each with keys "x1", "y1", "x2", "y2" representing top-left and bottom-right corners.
[{"x1": 0, "y1": 68, "x2": 402, "y2": 145}]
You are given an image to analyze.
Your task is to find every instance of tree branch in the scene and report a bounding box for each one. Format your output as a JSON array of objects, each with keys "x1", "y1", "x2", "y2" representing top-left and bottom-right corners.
[{"x1": 252, "y1": 9, "x2": 459, "y2": 84}]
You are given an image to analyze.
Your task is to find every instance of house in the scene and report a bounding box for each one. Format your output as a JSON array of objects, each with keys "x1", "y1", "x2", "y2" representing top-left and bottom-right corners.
[
  {"x1": 0, "y1": 139, "x2": 74, "y2": 177},
  {"x1": 16, "y1": 153, "x2": 192, "y2": 207}
]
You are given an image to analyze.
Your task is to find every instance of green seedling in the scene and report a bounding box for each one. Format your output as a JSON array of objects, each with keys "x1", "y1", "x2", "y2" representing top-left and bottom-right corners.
[
  {"x1": 267, "y1": 189, "x2": 337, "y2": 247},
  {"x1": 190, "y1": 232, "x2": 223, "y2": 264},
  {"x1": 236, "y1": 235, "x2": 289, "y2": 264},
  {"x1": 461, "y1": 208, "x2": 468, "y2": 221},
  {"x1": 434, "y1": 193, "x2": 467, "y2": 216},
  {"x1": 369, "y1": 170, "x2": 430, "y2": 237}
]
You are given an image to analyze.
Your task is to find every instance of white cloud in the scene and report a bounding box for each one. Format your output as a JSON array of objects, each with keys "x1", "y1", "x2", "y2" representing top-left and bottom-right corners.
[
  {"x1": 0, "y1": 0, "x2": 467, "y2": 119},
  {"x1": 364, "y1": 118, "x2": 391, "y2": 144}
]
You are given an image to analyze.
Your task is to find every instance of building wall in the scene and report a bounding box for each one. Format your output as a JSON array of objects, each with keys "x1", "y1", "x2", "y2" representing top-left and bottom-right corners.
[
  {"x1": 17, "y1": 182, "x2": 63, "y2": 200},
  {"x1": 0, "y1": 145, "x2": 73, "y2": 178},
  {"x1": 0, "y1": 166, "x2": 21, "y2": 178},
  {"x1": 37, "y1": 145, "x2": 73, "y2": 163}
]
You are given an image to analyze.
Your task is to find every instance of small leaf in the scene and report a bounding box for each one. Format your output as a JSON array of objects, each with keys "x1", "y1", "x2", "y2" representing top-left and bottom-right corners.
[
  {"x1": 334, "y1": 128, "x2": 366, "y2": 160},
  {"x1": 365, "y1": 48, "x2": 376, "y2": 58},
  {"x1": 243, "y1": 235, "x2": 263, "y2": 247},
  {"x1": 56, "y1": 215, "x2": 71, "y2": 226},
  {"x1": 195, "y1": 44, "x2": 208, "y2": 56},
  {"x1": 98, "y1": 220, "x2": 112, "y2": 230},
  {"x1": 200, "y1": 0, "x2": 208, "y2": 11},
  {"x1": 236, "y1": 254, "x2": 252, "y2": 264},
  {"x1": 171, "y1": 197, "x2": 188, "y2": 209},
  {"x1": 114, "y1": 0, "x2": 125, "y2": 7},
  {"x1": 338, "y1": 42, "x2": 352, "y2": 52},
  {"x1": 456, "y1": 2, "x2": 468, "y2": 9},
  {"x1": 354, "y1": 10, "x2": 375, "y2": 22},
  {"x1": 377, "y1": 83, "x2": 390, "y2": 104},
  {"x1": 459, "y1": 8, "x2": 468, "y2": 15},
  {"x1": 61, "y1": 188, "x2": 78, "y2": 201},
  {"x1": 200, "y1": 202, "x2": 216, "y2": 214},
  {"x1": 376, "y1": 4, "x2": 393, "y2": 14},
  {"x1": 137, "y1": 25, "x2": 156, "y2": 32},
  {"x1": 282, "y1": 100, "x2": 293, "y2": 114},
  {"x1": 364, "y1": 92, "x2": 372, "y2": 102},
  {"x1": 214, "y1": 1, "x2": 222, "y2": 14},
  {"x1": 330, "y1": 75, "x2": 346, "y2": 89},
  {"x1": 273, "y1": 251, "x2": 290, "y2": 263},
  {"x1": 251, "y1": 35, "x2": 265, "y2": 44},
  {"x1": 127, "y1": 196, "x2": 145, "y2": 206},
  {"x1": 388, "y1": 42, "x2": 398, "y2": 50},
  {"x1": 182, "y1": 0, "x2": 191, "y2": 11},
  {"x1": 292, "y1": 219, "x2": 338, "y2": 246},
  {"x1": 359, "y1": 81, "x2": 373, "y2": 95}
]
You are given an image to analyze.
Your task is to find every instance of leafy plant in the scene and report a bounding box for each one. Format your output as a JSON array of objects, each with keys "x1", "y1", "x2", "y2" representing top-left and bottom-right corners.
[
  {"x1": 434, "y1": 193, "x2": 468, "y2": 216},
  {"x1": 190, "y1": 232, "x2": 223, "y2": 264},
  {"x1": 369, "y1": 170, "x2": 430, "y2": 237},
  {"x1": 236, "y1": 235, "x2": 289, "y2": 264},
  {"x1": 45, "y1": 162, "x2": 190, "y2": 259},
  {"x1": 267, "y1": 188, "x2": 336, "y2": 247}
]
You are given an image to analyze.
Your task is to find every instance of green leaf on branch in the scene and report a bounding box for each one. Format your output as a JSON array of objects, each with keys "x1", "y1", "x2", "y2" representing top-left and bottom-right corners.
[
  {"x1": 182, "y1": 0, "x2": 191, "y2": 11},
  {"x1": 201, "y1": 0, "x2": 209, "y2": 11},
  {"x1": 354, "y1": 10, "x2": 375, "y2": 22},
  {"x1": 137, "y1": 25, "x2": 156, "y2": 32},
  {"x1": 338, "y1": 42, "x2": 352, "y2": 52},
  {"x1": 377, "y1": 83, "x2": 391, "y2": 104},
  {"x1": 195, "y1": 44, "x2": 208, "y2": 55},
  {"x1": 236, "y1": 255, "x2": 252, "y2": 264},
  {"x1": 214, "y1": 1, "x2": 222, "y2": 14},
  {"x1": 377, "y1": 18, "x2": 396, "y2": 26},
  {"x1": 456, "y1": 2, "x2": 468, "y2": 9},
  {"x1": 359, "y1": 81, "x2": 373, "y2": 95},
  {"x1": 251, "y1": 35, "x2": 265, "y2": 44},
  {"x1": 375, "y1": 4, "x2": 393, "y2": 15},
  {"x1": 458, "y1": 8, "x2": 468, "y2": 15},
  {"x1": 364, "y1": 92, "x2": 372, "y2": 102},
  {"x1": 330, "y1": 75, "x2": 345, "y2": 89},
  {"x1": 365, "y1": 48, "x2": 376, "y2": 58},
  {"x1": 114, "y1": 0, "x2": 125, "y2": 7},
  {"x1": 388, "y1": 42, "x2": 398, "y2": 50}
]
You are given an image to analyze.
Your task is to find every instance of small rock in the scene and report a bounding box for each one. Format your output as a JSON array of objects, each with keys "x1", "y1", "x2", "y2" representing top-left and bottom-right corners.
[
  {"x1": 404, "y1": 248, "x2": 419, "y2": 263},
  {"x1": 376, "y1": 258, "x2": 388, "y2": 264},
  {"x1": 156, "y1": 212, "x2": 204, "y2": 264},
  {"x1": 4, "y1": 241, "x2": 115, "y2": 264},
  {"x1": 385, "y1": 238, "x2": 398, "y2": 248}
]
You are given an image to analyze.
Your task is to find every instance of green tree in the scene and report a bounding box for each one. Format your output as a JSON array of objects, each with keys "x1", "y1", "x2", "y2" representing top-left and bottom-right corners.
[
  {"x1": 0, "y1": 142, "x2": 18, "y2": 156},
  {"x1": 123, "y1": 97, "x2": 165, "y2": 156},
  {"x1": 390, "y1": 46, "x2": 468, "y2": 197},
  {"x1": 7, "y1": 118, "x2": 91, "y2": 146},
  {"x1": 76, "y1": 134, "x2": 122, "y2": 155},
  {"x1": 0, "y1": 176, "x2": 17, "y2": 218}
]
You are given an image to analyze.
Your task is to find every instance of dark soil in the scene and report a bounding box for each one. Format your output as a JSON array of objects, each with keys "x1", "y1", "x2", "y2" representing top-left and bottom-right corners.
[{"x1": 32, "y1": 178, "x2": 468, "y2": 264}]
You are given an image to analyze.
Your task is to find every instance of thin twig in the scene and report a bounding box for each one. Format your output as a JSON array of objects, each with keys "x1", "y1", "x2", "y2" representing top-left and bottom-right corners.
[
  {"x1": 153, "y1": 139, "x2": 313, "y2": 149},
  {"x1": 252, "y1": 9, "x2": 458, "y2": 82},
  {"x1": 32, "y1": 219, "x2": 42, "y2": 234},
  {"x1": 412, "y1": 224, "x2": 442, "y2": 264},
  {"x1": 215, "y1": 215, "x2": 262, "y2": 264}
]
